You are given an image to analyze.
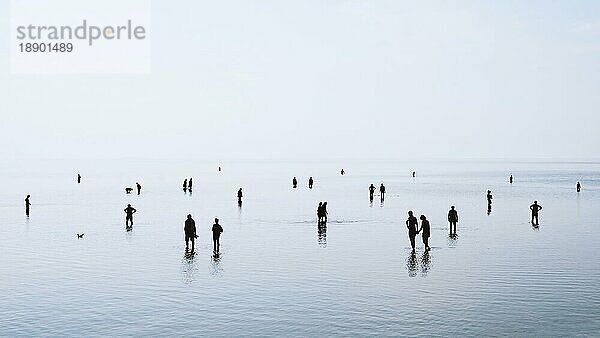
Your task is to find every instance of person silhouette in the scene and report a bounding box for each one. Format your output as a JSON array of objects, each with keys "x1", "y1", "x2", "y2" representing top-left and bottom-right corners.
[
  {"x1": 218, "y1": 166, "x2": 221, "y2": 172},
  {"x1": 448, "y1": 206, "x2": 458, "y2": 235},
  {"x1": 124, "y1": 204, "x2": 137, "y2": 229},
  {"x1": 406, "y1": 211, "x2": 418, "y2": 253},
  {"x1": 183, "y1": 179, "x2": 188, "y2": 192},
  {"x1": 212, "y1": 218, "x2": 223, "y2": 253},
  {"x1": 237, "y1": 188, "x2": 243, "y2": 204},
  {"x1": 379, "y1": 183, "x2": 386, "y2": 201},
  {"x1": 308, "y1": 177, "x2": 314, "y2": 189},
  {"x1": 317, "y1": 202, "x2": 323, "y2": 223},
  {"x1": 487, "y1": 190, "x2": 493, "y2": 206},
  {"x1": 369, "y1": 184, "x2": 376, "y2": 202},
  {"x1": 77, "y1": 174, "x2": 81, "y2": 184},
  {"x1": 412, "y1": 171, "x2": 416, "y2": 178},
  {"x1": 25, "y1": 195, "x2": 31, "y2": 217},
  {"x1": 184, "y1": 214, "x2": 197, "y2": 252},
  {"x1": 341, "y1": 169, "x2": 345, "y2": 176},
  {"x1": 418, "y1": 215, "x2": 431, "y2": 251},
  {"x1": 530, "y1": 201, "x2": 542, "y2": 225},
  {"x1": 292, "y1": 177, "x2": 298, "y2": 188},
  {"x1": 577, "y1": 182, "x2": 581, "y2": 192},
  {"x1": 188, "y1": 178, "x2": 193, "y2": 192},
  {"x1": 136, "y1": 182, "x2": 142, "y2": 195},
  {"x1": 509, "y1": 175, "x2": 513, "y2": 184},
  {"x1": 321, "y1": 202, "x2": 328, "y2": 223}
]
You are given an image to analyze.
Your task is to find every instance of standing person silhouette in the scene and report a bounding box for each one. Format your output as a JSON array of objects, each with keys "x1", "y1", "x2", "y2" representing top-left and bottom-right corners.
[
  {"x1": 321, "y1": 202, "x2": 328, "y2": 223},
  {"x1": 418, "y1": 215, "x2": 431, "y2": 251},
  {"x1": 212, "y1": 218, "x2": 223, "y2": 253},
  {"x1": 509, "y1": 175, "x2": 513, "y2": 184},
  {"x1": 530, "y1": 201, "x2": 542, "y2": 225},
  {"x1": 124, "y1": 204, "x2": 137, "y2": 229},
  {"x1": 412, "y1": 171, "x2": 416, "y2": 178},
  {"x1": 577, "y1": 182, "x2": 581, "y2": 192},
  {"x1": 183, "y1": 179, "x2": 188, "y2": 192},
  {"x1": 448, "y1": 206, "x2": 458, "y2": 235},
  {"x1": 77, "y1": 174, "x2": 81, "y2": 184},
  {"x1": 184, "y1": 214, "x2": 197, "y2": 252},
  {"x1": 292, "y1": 177, "x2": 298, "y2": 188},
  {"x1": 25, "y1": 195, "x2": 31, "y2": 217},
  {"x1": 487, "y1": 190, "x2": 493, "y2": 205},
  {"x1": 369, "y1": 184, "x2": 376, "y2": 202},
  {"x1": 136, "y1": 182, "x2": 142, "y2": 195},
  {"x1": 308, "y1": 177, "x2": 314, "y2": 189},
  {"x1": 379, "y1": 183, "x2": 386, "y2": 202},
  {"x1": 188, "y1": 178, "x2": 193, "y2": 192},
  {"x1": 406, "y1": 211, "x2": 418, "y2": 253},
  {"x1": 340, "y1": 169, "x2": 345, "y2": 175},
  {"x1": 317, "y1": 202, "x2": 323, "y2": 223},
  {"x1": 237, "y1": 188, "x2": 243, "y2": 204}
]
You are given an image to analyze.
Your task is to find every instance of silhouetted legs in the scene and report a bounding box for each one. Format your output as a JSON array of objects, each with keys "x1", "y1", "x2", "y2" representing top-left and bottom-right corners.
[
  {"x1": 531, "y1": 213, "x2": 539, "y2": 225},
  {"x1": 186, "y1": 235, "x2": 195, "y2": 252},
  {"x1": 409, "y1": 235, "x2": 416, "y2": 252},
  {"x1": 449, "y1": 221, "x2": 457, "y2": 235},
  {"x1": 213, "y1": 237, "x2": 220, "y2": 253},
  {"x1": 126, "y1": 215, "x2": 133, "y2": 227}
]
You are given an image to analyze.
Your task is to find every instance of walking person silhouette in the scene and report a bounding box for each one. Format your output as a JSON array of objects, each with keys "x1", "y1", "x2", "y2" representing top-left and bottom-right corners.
[
  {"x1": 406, "y1": 211, "x2": 418, "y2": 253},
  {"x1": 184, "y1": 214, "x2": 197, "y2": 252}
]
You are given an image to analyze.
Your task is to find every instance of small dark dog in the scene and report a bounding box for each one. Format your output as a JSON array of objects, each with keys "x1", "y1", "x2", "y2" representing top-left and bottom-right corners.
[
  {"x1": 77, "y1": 233, "x2": 84, "y2": 238},
  {"x1": 125, "y1": 188, "x2": 133, "y2": 194}
]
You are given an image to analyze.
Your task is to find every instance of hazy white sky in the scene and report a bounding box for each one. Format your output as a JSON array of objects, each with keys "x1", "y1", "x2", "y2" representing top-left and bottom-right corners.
[{"x1": 1, "y1": 1, "x2": 599, "y2": 160}]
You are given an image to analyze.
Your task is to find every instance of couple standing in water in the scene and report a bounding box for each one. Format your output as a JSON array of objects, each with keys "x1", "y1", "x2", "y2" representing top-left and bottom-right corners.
[
  {"x1": 317, "y1": 202, "x2": 328, "y2": 224},
  {"x1": 406, "y1": 211, "x2": 430, "y2": 253}
]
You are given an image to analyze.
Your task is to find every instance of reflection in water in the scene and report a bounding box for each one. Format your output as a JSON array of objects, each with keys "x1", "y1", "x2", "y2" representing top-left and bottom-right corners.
[
  {"x1": 317, "y1": 221, "x2": 327, "y2": 247},
  {"x1": 211, "y1": 252, "x2": 223, "y2": 277},
  {"x1": 532, "y1": 224, "x2": 540, "y2": 232},
  {"x1": 181, "y1": 249, "x2": 197, "y2": 285},
  {"x1": 406, "y1": 250, "x2": 433, "y2": 277},
  {"x1": 447, "y1": 234, "x2": 458, "y2": 248}
]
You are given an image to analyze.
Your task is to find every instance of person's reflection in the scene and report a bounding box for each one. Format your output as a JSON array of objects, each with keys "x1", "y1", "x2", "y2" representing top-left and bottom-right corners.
[
  {"x1": 211, "y1": 252, "x2": 223, "y2": 277},
  {"x1": 531, "y1": 223, "x2": 540, "y2": 231},
  {"x1": 317, "y1": 221, "x2": 327, "y2": 247},
  {"x1": 420, "y1": 250, "x2": 431, "y2": 275},
  {"x1": 406, "y1": 251, "x2": 418, "y2": 277},
  {"x1": 181, "y1": 248, "x2": 197, "y2": 284},
  {"x1": 447, "y1": 233, "x2": 458, "y2": 248}
]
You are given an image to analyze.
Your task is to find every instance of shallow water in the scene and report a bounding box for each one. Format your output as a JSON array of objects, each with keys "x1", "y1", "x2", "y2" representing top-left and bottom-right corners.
[{"x1": 1, "y1": 159, "x2": 599, "y2": 336}]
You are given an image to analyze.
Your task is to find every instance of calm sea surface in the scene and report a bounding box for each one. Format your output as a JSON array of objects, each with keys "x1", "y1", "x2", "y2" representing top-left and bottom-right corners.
[{"x1": 1, "y1": 159, "x2": 599, "y2": 337}]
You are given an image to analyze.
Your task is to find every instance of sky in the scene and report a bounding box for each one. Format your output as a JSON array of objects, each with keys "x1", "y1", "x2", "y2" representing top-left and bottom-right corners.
[{"x1": 1, "y1": 0, "x2": 599, "y2": 160}]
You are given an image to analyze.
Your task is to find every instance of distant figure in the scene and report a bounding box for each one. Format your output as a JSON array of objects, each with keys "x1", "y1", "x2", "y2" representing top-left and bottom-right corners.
[
  {"x1": 136, "y1": 182, "x2": 142, "y2": 195},
  {"x1": 317, "y1": 202, "x2": 323, "y2": 223},
  {"x1": 308, "y1": 177, "x2": 314, "y2": 189},
  {"x1": 25, "y1": 195, "x2": 31, "y2": 217},
  {"x1": 530, "y1": 201, "x2": 542, "y2": 225},
  {"x1": 188, "y1": 178, "x2": 193, "y2": 191},
  {"x1": 212, "y1": 218, "x2": 223, "y2": 253},
  {"x1": 379, "y1": 183, "x2": 386, "y2": 201},
  {"x1": 77, "y1": 233, "x2": 84, "y2": 239},
  {"x1": 487, "y1": 190, "x2": 493, "y2": 205},
  {"x1": 321, "y1": 202, "x2": 328, "y2": 222},
  {"x1": 418, "y1": 215, "x2": 431, "y2": 251},
  {"x1": 406, "y1": 211, "x2": 418, "y2": 253},
  {"x1": 125, "y1": 187, "x2": 133, "y2": 194},
  {"x1": 509, "y1": 175, "x2": 513, "y2": 184},
  {"x1": 448, "y1": 206, "x2": 458, "y2": 235},
  {"x1": 218, "y1": 166, "x2": 222, "y2": 172},
  {"x1": 124, "y1": 204, "x2": 137, "y2": 229},
  {"x1": 237, "y1": 188, "x2": 243, "y2": 204},
  {"x1": 369, "y1": 184, "x2": 376, "y2": 201},
  {"x1": 412, "y1": 171, "x2": 416, "y2": 178},
  {"x1": 184, "y1": 214, "x2": 197, "y2": 251},
  {"x1": 292, "y1": 177, "x2": 298, "y2": 188},
  {"x1": 183, "y1": 179, "x2": 188, "y2": 192},
  {"x1": 577, "y1": 182, "x2": 581, "y2": 193},
  {"x1": 341, "y1": 169, "x2": 345, "y2": 176},
  {"x1": 77, "y1": 174, "x2": 81, "y2": 184}
]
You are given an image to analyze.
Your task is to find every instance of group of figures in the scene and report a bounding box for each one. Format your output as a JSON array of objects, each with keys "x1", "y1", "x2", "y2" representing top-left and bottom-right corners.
[
  {"x1": 21, "y1": 171, "x2": 582, "y2": 257},
  {"x1": 292, "y1": 176, "x2": 314, "y2": 189},
  {"x1": 182, "y1": 178, "x2": 193, "y2": 193},
  {"x1": 183, "y1": 214, "x2": 223, "y2": 255}
]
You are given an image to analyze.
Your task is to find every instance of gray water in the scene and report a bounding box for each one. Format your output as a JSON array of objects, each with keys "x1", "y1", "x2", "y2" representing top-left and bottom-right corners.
[{"x1": 1, "y1": 159, "x2": 599, "y2": 337}]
